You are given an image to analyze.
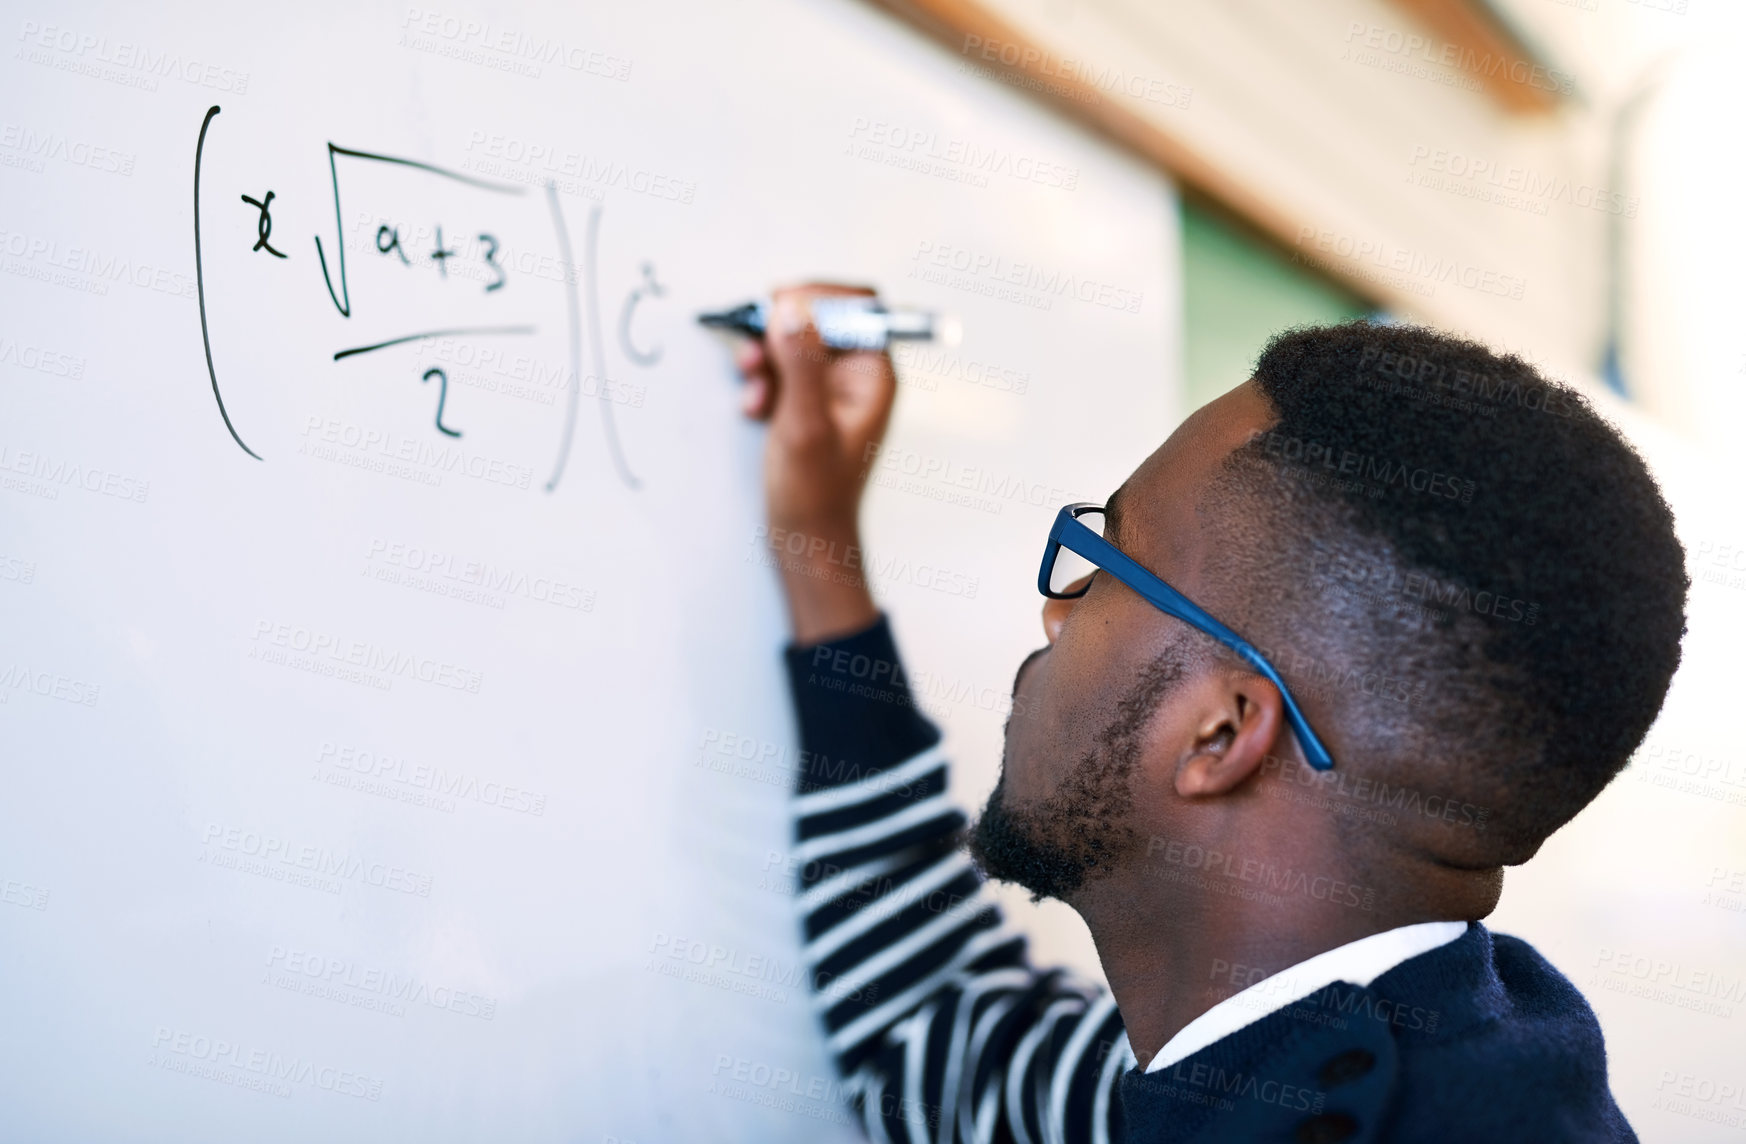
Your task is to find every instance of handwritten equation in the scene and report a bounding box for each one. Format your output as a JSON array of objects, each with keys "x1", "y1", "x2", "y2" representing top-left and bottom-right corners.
[{"x1": 192, "y1": 104, "x2": 666, "y2": 491}]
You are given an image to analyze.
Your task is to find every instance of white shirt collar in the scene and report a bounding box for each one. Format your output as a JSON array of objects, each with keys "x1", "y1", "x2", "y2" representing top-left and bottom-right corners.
[{"x1": 1144, "y1": 920, "x2": 1469, "y2": 1073}]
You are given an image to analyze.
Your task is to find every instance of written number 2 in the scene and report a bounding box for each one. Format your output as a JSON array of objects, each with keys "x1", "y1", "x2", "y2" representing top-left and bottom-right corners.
[{"x1": 422, "y1": 368, "x2": 462, "y2": 437}]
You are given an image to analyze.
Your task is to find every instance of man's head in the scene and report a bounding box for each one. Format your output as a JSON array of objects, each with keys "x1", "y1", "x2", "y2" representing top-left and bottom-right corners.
[{"x1": 970, "y1": 321, "x2": 1688, "y2": 919}]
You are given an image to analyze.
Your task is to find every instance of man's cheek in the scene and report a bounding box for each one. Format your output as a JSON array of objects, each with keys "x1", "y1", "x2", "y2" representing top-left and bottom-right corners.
[
  {"x1": 1000, "y1": 705, "x2": 1038, "y2": 795},
  {"x1": 1012, "y1": 646, "x2": 1051, "y2": 700},
  {"x1": 1003, "y1": 659, "x2": 1066, "y2": 801},
  {"x1": 1008, "y1": 651, "x2": 1058, "y2": 745}
]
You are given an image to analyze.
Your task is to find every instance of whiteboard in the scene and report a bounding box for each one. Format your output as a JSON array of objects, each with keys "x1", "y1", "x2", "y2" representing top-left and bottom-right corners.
[{"x1": 0, "y1": 1, "x2": 1179, "y2": 1139}]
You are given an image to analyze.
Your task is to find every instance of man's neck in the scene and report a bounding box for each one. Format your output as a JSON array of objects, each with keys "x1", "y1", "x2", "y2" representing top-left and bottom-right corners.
[{"x1": 1072, "y1": 875, "x2": 1454, "y2": 1070}]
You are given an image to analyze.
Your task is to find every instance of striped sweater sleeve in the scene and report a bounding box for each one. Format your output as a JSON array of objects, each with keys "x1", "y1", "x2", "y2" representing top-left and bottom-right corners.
[{"x1": 784, "y1": 615, "x2": 1134, "y2": 1144}]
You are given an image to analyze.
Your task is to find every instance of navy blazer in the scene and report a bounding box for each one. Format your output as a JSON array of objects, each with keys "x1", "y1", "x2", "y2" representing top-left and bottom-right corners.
[{"x1": 1118, "y1": 923, "x2": 1637, "y2": 1142}]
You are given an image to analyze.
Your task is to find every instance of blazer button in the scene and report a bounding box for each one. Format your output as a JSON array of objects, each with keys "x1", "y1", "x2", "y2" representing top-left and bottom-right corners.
[
  {"x1": 1317, "y1": 1048, "x2": 1377, "y2": 1089},
  {"x1": 1295, "y1": 1112, "x2": 1360, "y2": 1144}
]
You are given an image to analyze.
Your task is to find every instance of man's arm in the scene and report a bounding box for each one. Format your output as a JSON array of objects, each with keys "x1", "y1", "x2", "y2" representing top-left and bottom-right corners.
[
  {"x1": 786, "y1": 616, "x2": 1131, "y2": 1143},
  {"x1": 741, "y1": 287, "x2": 1134, "y2": 1142}
]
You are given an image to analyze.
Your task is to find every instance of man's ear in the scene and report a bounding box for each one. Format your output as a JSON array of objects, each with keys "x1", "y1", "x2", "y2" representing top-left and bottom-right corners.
[{"x1": 1174, "y1": 671, "x2": 1286, "y2": 798}]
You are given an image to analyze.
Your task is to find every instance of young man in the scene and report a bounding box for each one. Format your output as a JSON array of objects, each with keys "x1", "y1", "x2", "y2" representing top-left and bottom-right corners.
[{"x1": 735, "y1": 285, "x2": 1685, "y2": 1143}]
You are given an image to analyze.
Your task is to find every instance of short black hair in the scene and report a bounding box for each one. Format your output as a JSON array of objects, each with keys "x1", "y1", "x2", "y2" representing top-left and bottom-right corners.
[{"x1": 1199, "y1": 321, "x2": 1687, "y2": 861}]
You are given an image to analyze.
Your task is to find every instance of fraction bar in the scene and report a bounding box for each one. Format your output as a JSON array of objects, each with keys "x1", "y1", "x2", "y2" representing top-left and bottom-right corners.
[{"x1": 333, "y1": 326, "x2": 537, "y2": 361}]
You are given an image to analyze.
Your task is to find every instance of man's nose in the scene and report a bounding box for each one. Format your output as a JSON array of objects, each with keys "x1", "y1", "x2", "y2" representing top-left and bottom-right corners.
[{"x1": 1041, "y1": 575, "x2": 1091, "y2": 643}]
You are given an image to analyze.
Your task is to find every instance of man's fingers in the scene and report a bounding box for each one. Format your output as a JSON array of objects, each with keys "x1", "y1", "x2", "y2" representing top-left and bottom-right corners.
[
  {"x1": 828, "y1": 349, "x2": 898, "y2": 439},
  {"x1": 735, "y1": 341, "x2": 765, "y2": 376},
  {"x1": 764, "y1": 289, "x2": 830, "y2": 430},
  {"x1": 736, "y1": 341, "x2": 776, "y2": 421},
  {"x1": 742, "y1": 376, "x2": 770, "y2": 419}
]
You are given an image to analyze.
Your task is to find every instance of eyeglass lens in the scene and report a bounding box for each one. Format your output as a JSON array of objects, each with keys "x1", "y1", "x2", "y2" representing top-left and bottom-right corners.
[{"x1": 1049, "y1": 509, "x2": 1106, "y2": 595}]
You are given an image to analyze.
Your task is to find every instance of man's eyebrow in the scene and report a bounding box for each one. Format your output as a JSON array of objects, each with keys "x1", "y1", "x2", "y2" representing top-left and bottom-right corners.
[{"x1": 1104, "y1": 484, "x2": 1128, "y2": 546}]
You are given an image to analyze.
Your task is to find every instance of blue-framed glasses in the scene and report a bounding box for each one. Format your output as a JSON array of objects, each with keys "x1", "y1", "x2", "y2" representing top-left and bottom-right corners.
[{"x1": 1038, "y1": 502, "x2": 1336, "y2": 771}]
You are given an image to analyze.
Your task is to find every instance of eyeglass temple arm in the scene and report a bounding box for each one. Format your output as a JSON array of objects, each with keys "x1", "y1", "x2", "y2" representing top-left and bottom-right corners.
[{"x1": 1056, "y1": 520, "x2": 1336, "y2": 771}]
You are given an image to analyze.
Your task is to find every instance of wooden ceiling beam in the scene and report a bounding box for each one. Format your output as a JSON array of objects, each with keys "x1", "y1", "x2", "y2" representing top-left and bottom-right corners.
[
  {"x1": 865, "y1": 0, "x2": 1394, "y2": 307},
  {"x1": 862, "y1": 0, "x2": 1567, "y2": 310},
  {"x1": 1383, "y1": 0, "x2": 1563, "y2": 114}
]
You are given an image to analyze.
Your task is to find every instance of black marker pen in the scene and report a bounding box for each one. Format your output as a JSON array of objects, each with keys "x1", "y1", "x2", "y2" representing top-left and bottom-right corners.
[{"x1": 698, "y1": 297, "x2": 957, "y2": 351}]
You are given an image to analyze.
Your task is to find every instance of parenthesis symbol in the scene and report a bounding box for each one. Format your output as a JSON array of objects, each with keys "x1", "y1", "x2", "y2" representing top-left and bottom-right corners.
[
  {"x1": 193, "y1": 105, "x2": 263, "y2": 460},
  {"x1": 618, "y1": 261, "x2": 664, "y2": 366}
]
